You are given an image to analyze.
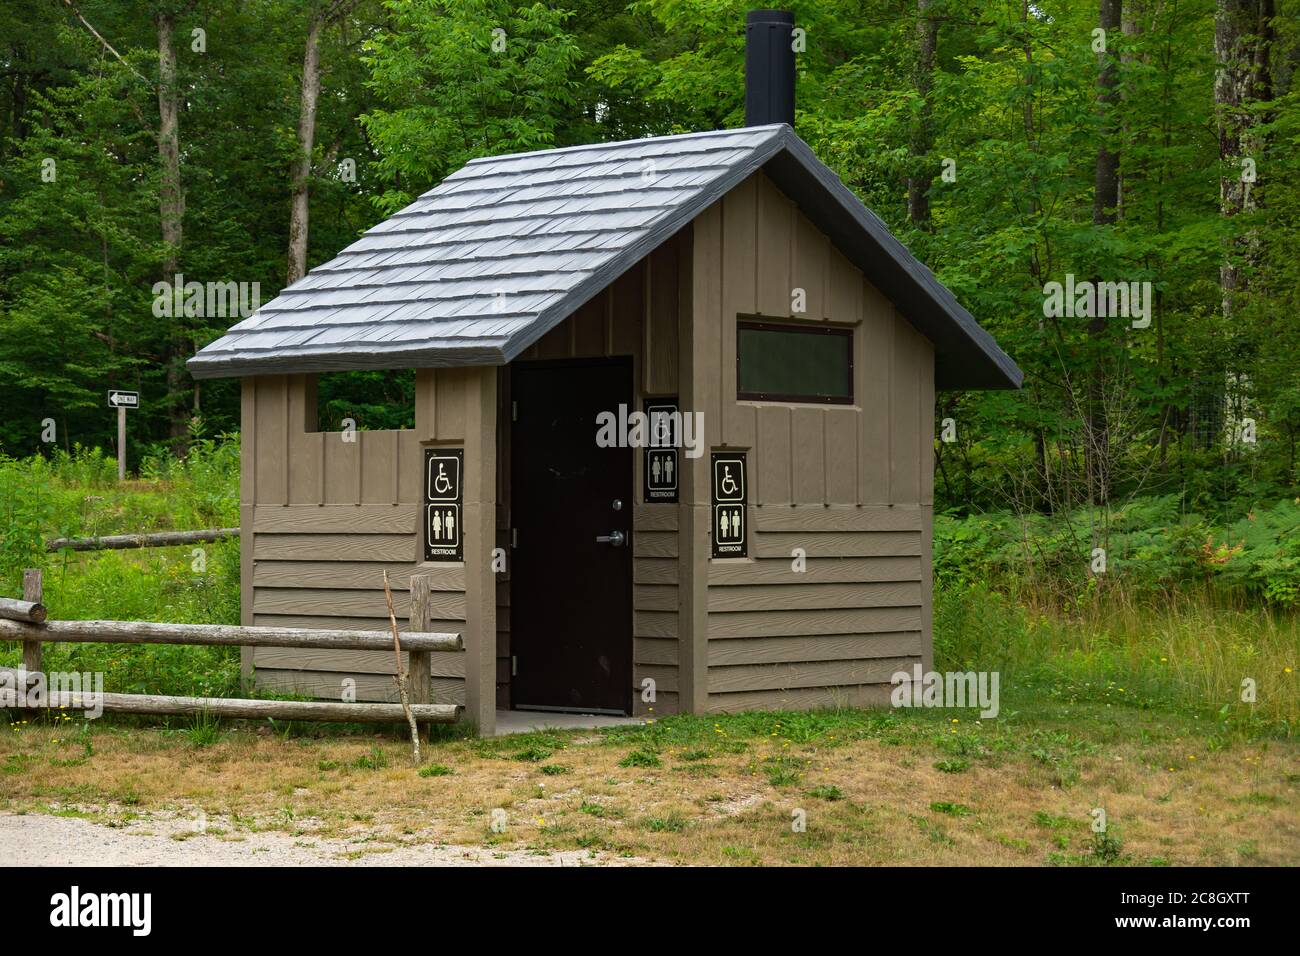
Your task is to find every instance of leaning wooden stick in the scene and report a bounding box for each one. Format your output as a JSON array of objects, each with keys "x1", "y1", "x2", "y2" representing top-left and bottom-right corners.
[{"x1": 382, "y1": 571, "x2": 420, "y2": 765}]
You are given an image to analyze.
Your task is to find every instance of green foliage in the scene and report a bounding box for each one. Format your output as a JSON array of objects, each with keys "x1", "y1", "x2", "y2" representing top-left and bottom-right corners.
[
  {"x1": 934, "y1": 497, "x2": 1300, "y2": 608},
  {"x1": 618, "y1": 748, "x2": 661, "y2": 767},
  {"x1": 0, "y1": 438, "x2": 241, "y2": 697},
  {"x1": 809, "y1": 784, "x2": 843, "y2": 801},
  {"x1": 1, "y1": 0, "x2": 1297, "y2": 516},
  {"x1": 510, "y1": 744, "x2": 554, "y2": 762},
  {"x1": 361, "y1": 0, "x2": 584, "y2": 214},
  {"x1": 316, "y1": 370, "x2": 417, "y2": 432},
  {"x1": 352, "y1": 746, "x2": 389, "y2": 770},
  {"x1": 0, "y1": 455, "x2": 53, "y2": 592},
  {"x1": 933, "y1": 581, "x2": 1298, "y2": 730}
]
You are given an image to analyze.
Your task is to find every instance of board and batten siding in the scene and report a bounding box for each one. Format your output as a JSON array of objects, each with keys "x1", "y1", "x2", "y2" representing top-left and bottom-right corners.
[
  {"x1": 242, "y1": 367, "x2": 496, "y2": 722},
  {"x1": 502, "y1": 230, "x2": 689, "y2": 716},
  {"x1": 684, "y1": 171, "x2": 936, "y2": 713}
]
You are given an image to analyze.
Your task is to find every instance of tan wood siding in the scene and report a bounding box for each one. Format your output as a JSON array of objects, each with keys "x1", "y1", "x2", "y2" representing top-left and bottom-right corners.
[
  {"x1": 244, "y1": 369, "x2": 471, "y2": 708},
  {"x1": 707, "y1": 684, "x2": 893, "y2": 713},
  {"x1": 256, "y1": 669, "x2": 466, "y2": 706},
  {"x1": 697, "y1": 173, "x2": 933, "y2": 509},
  {"x1": 690, "y1": 175, "x2": 935, "y2": 712}
]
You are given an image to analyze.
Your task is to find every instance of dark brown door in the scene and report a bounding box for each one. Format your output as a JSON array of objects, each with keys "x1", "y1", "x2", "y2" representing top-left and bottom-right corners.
[{"x1": 510, "y1": 359, "x2": 633, "y2": 714}]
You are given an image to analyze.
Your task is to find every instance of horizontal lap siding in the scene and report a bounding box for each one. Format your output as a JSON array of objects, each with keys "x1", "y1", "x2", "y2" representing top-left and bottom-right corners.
[
  {"x1": 696, "y1": 173, "x2": 935, "y2": 714},
  {"x1": 242, "y1": 373, "x2": 469, "y2": 706},
  {"x1": 706, "y1": 508, "x2": 925, "y2": 711}
]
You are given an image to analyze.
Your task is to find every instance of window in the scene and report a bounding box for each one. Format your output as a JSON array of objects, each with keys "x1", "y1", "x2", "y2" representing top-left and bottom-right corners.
[
  {"x1": 736, "y1": 321, "x2": 853, "y2": 404},
  {"x1": 312, "y1": 369, "x2": 416, "y2": 432}
]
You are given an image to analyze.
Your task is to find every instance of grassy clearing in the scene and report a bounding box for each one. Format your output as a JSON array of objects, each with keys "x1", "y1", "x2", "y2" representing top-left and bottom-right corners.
[
  {"x1": 2, "y1": 699, "x2": 1296, "y2": 866},
  {"x1": 1, "y1": 443, "x2": 241, "y2": 696},
  {"x1": 937, "y1": 585, "x2": 1299, "y2": 731}
]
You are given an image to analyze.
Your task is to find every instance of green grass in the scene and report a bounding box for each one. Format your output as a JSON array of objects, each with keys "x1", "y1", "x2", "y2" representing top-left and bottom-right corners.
[
  {"x1": 2, "y1": 441, "x2": 1296, "y2": 741},
  {"x1": 1, "y1": 441, "x2": 242, "y2": 699},
  {"x1": 618, "y1": 749, "x2": 661, "y2": 768},
  {"x1": 935, "y1": 583, "x2": 1298, "y2": 731}
]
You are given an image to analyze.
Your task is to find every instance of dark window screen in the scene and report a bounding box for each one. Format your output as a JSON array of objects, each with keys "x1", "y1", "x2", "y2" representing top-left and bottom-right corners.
[{"x1": 737, "y1": 322, "x2": 853, "y2": 403}]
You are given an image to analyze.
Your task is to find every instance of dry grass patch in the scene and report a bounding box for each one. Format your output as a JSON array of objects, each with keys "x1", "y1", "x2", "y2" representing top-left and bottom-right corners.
[{"x1": 1, "y1": 704, "x2": 1296, "y2": 866}]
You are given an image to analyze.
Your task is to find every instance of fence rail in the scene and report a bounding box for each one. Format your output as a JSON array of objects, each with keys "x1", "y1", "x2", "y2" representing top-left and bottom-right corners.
[
  {"x1": 0, "y1": 670, "x2": 458, "y2": 724},
  {"x1": 46, "y1": 528, "x2": 240, "y2": 552},
  {"x1": 2, "y1": 568, "x2": 460, "y2": 725},
  {"x1": 0, "y1": 619, "x2": 460, "y2": 652},
  {"x1": 0, "y1": 597, "x2": 46, "y2": 624}
]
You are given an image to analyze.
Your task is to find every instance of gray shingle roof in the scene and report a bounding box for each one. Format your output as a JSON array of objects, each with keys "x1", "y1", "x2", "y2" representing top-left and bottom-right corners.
[{"x1": 188, "y1": 124, "x2": 1021, "y2": 389}]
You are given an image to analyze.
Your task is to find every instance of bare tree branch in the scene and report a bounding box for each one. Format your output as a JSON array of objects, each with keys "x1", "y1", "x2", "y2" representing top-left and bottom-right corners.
[{"x1": 61, "y1": 0, "x2": 151, "y2": 85}]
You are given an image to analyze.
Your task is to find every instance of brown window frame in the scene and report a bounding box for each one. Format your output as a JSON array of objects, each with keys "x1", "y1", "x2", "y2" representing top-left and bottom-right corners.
[{"x1": 736, "y1": 319, "x2": 855, "y2": 405}]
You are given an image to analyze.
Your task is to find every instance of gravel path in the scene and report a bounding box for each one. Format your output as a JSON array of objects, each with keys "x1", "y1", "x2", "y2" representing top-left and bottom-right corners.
[{"x1": 0, "y1": 811, "x2": 647, "y2": 867}]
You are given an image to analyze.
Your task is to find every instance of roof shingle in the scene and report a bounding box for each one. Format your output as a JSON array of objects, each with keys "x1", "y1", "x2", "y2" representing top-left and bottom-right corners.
[{"x1": 188, "y1": 124, "x2": 1021, "y2": 389}]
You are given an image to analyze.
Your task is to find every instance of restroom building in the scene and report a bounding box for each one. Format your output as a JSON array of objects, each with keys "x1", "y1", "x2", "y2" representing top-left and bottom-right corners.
[{"x1": 188, "y1": 10, "x2": 1022, "y2": 735}]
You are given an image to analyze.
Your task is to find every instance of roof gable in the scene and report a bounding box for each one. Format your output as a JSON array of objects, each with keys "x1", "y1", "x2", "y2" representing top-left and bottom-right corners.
[{"x1": 188, "y1": 125, "x2": 1021, "y2": 389}]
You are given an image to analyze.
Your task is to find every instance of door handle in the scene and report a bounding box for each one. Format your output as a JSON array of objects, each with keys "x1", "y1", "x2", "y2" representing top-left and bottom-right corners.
[{"x1": 595, "y1": 530, "x2": 626, "y2": 547}]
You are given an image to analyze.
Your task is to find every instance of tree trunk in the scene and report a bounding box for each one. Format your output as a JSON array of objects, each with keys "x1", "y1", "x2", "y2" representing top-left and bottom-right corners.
[
  {"x1": 156, "y1": 10, "x2": 188, "y2": 448},
  {"x1": 1086, "y1": 0, "x2": 1122, "y2": 508},
  {"x1": 1215, "y1": 0, "x2": 1274, "y2": 319},
  {"x1": 906, "y1": 0, "x2": 938, "y2": 230},
  {"x1": 1093, "y1": 0, "x2": 1122, "y2": 229},
  {"x1": 287, "y1": 9, "x2": 326, "y2": 285}
]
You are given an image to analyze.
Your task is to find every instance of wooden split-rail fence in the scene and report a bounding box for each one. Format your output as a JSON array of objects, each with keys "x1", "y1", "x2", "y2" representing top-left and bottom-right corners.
[
  {"x1": 1, "y1": 568, "x2": 461, "y2": 725},
  {"x1": 45, "y1": 527, "x2": 240, "y2": 552}
]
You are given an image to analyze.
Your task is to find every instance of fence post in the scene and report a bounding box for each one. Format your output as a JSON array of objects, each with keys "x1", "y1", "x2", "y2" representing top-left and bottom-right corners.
[
  {"x1": 407, "y1": 572, "x2": 432, "y2": 707},
  {"x1": 21, "y1": 569, "x2": 42, "y2": 678}
]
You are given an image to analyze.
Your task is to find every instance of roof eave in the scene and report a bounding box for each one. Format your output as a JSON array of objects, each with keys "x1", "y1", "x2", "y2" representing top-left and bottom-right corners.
[
  {"x1": 186, "y1": 341, "x2": 511, "y2": 379},
  {"x1": 762, "y1": 132, "x2": 1023, "y2": 391}
]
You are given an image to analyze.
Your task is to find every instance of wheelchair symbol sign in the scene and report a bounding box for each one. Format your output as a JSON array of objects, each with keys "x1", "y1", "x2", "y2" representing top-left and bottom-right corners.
[
  {"x1": 643, "y1": 398, "x2": 681, "y2": 503},
  {"x1": 426, "y1": 454, "x2": 460, "y2": 503},
  {"x1": 712, "y1": 457, "x2": 745, "y2": 503}
]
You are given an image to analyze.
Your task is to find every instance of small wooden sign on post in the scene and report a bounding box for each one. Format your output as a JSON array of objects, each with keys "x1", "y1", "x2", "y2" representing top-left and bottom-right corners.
[{"x1": 107, "y1": 390, "x2": 139, "y2": 481}]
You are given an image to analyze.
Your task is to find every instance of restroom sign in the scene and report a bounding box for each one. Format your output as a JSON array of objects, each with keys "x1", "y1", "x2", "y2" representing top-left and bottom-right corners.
[
  {"x1": 424, "y1": 448, "x2": 463, "y2": 561},
  {"x1": 643, "y1": 397, "x2": 679, "y2": 503},
  {"x1": 711, "y1": 451, "x2": 747, "y2": 558}
]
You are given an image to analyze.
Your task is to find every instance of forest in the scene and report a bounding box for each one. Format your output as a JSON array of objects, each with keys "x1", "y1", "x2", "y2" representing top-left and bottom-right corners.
[
  {"x1": 0, "y1": 0, "x2": 1294, "y2": 513},
  {"x1": 1, "y1": 0, "x2": 1297, "y2": 646}
]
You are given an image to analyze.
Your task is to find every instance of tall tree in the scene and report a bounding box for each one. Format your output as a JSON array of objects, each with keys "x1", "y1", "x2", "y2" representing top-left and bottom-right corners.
[
  {"x1": 361, "y1": 0, "x2": 583, "y2": 214},
  {"x1": 287, "y1": 0, "x2": 361, "y2": 285},
  {"x1": 1085, "y1": 0, "x2": 1123, "y2": 506},
  {"x1": 155, "y1": 7, "x2": 188, "y2": 441},
  {"x1": 1215, "y1": 0, "x2": 1274, "y2": 317},
  {"x1": 907, "y1": 0, "x2": 939, "y2": 230}
]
